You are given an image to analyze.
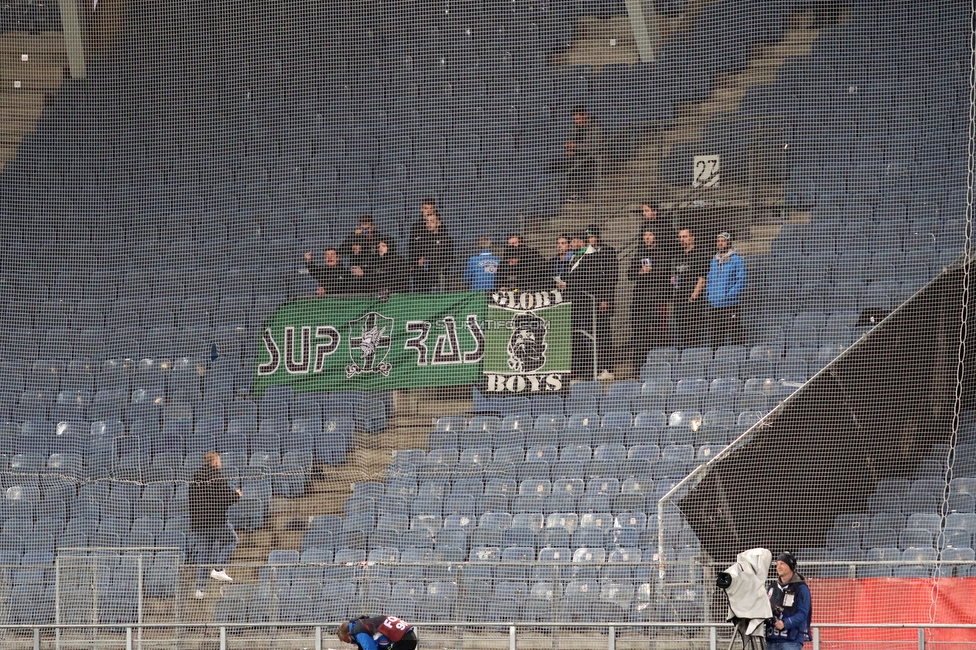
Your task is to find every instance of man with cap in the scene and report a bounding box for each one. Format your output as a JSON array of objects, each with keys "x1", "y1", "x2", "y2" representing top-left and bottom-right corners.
[
  {"x1": 766, "y1": 552, "x2": 812, "y2": 650},
  {"x1": 706, "y1": 232, "x2": 747, "y2": 348},
  {"x1": 340, "y1": 215, "x2": 388, "y2": 278}
]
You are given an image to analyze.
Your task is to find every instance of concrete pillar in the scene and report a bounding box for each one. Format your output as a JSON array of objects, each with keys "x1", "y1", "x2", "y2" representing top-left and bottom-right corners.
[
  {"x1": 57, "y1": 0, "x2": 92, "y2": 78},
  {"x1": 625, "y1": 0, "x2": 661, "y2": 62}
]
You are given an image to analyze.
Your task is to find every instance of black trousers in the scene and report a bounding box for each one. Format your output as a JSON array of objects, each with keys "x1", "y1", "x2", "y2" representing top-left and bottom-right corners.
[
  {"x1": 709, "y1": 305, "x2": 742, "y2": 349},
  {"x1": 631, "y1": 302, "x2": 668, "y2": 368},
  {"x1": 394, "y1": 628, "x2": 419, "y2": 650},
  {"x1": 671, "y1": 298, "x2": 704, "y2": 349},
  {"x1": 571, "y1": 302, "x2": 597, "y2": 378}
]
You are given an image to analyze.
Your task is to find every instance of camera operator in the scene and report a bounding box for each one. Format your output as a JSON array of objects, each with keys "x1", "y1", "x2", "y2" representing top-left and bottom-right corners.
[{"x1": 766, "y1": 552, "x2": 812, "y2": 650}]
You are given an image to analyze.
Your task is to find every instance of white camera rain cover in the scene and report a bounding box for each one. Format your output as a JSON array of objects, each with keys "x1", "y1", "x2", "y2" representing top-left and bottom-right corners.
[{"x1": 723, "y1": 547, "x2": 773, "y2": 636}]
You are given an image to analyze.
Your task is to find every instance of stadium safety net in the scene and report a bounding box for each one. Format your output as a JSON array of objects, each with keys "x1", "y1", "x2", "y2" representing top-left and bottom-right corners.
[{"x1": 0, "y1": 0, "x2": 973, "y2": 648}]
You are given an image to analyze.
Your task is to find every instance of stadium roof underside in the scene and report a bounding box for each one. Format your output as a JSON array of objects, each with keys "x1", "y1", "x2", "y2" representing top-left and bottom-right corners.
[{"x1": 680, "y1": 249, "x2": 976, "y2": 565}]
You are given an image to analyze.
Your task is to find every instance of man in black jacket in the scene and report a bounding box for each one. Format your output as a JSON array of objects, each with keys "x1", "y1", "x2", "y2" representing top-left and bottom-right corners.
[
  {"x1": 304, "y1": 248, "x2": 359, "y2": 296},
  {"x1": 558, "y1": 232, "x2": 603, "y2": 379},
  {"x1": 188, "y1": 451, "x2": 241, "y2": 599},
  {"x1": 628, "y1": 224, "x2": 672, "y2": 369},
  {"x1": 671, "y1": 227, "x2": 710, "y2": 349},
  {"x1": 340, "y1": 215, "x2": 387, "y2": 280},
  {"x1": 407, "y1": 204, "x2": 455, "y2": 292},
  {"x1": 499, "y1": 234, "x2": 544, "y2": 292},
  {"x1": 369, "y1": 239, "x2": 409, "y2": 298}
]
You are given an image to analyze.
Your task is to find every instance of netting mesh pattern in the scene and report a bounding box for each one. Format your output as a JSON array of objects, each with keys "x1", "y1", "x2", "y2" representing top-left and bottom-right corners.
[{"x1": 0, "y1": 0, "x2": 973, "y2": 641}]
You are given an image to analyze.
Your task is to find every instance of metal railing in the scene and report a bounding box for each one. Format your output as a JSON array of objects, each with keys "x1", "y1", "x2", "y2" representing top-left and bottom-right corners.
[
  {"x1": 2, "y1": 621, "x2": 976, "y2": 650},
  {"x1": 575, "y1": 290, "x2": 600, "y2": 380}
]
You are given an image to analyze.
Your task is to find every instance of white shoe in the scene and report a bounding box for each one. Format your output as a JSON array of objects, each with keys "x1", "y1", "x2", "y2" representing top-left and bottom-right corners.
[
  {"x1": 194, "y1": 590, "x2": 205, "y2": 600},
  {"x1": 210, "y1": 569, "x2": 233, "y2": 583},
  {"x1": 597, "y1": 370, "x2": 615, "y2": 381}
]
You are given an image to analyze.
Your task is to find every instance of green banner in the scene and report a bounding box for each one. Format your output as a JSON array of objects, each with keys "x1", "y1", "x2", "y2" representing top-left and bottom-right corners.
[
  {"x1": 483, "y1": 290, "x2": 572, "y2": 394},
  {"x1": 251, "y1": 292, "x2": 486, "y2": 396}
]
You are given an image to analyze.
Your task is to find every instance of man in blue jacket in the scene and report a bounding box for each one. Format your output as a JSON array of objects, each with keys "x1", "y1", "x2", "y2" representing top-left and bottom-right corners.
[
  {"x1": 464, "y1": 236, "x2": 500, "y2": 290},
  {"x1": 706, "y1": 232, "x2": 747, "y2": 348},
  {"x1": 766, "y1": 552, "x2": 812, "y2": 650}
]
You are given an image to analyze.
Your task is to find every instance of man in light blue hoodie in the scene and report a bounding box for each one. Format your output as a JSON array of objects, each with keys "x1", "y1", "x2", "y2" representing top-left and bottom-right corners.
[{"x1": 706, "y1": 232, "x2": 747, "y2": 348}]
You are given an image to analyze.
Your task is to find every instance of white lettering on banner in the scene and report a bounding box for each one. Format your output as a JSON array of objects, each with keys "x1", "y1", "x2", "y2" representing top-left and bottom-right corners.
[
  {"x1": 257, "y1": 328, "x2": 281, "y2": 375},
  {"x1": 313, "y1": 326, "x2": 341, "y2": 372},
  {"x1": 408, "y1": 315, "x2": 485, "y2": 366},
  {"x1": 404, "y1": 321, "x2": 431, "y2": 366},
  {"x1": 431, "y1": 316, "x2": 462, "y2": 365},
  {"x1": 490, "y1": 290, "x2": 564, "y2": 309},
  {"x1": 284, "y1": 326, "x2": 311, "y2": 374},
  {"x1": 463, "y1": 314, "x2": 485, "y2": 363},
  {"x1": 485, "y1": 373, "x2": 564, "y2": 393}
]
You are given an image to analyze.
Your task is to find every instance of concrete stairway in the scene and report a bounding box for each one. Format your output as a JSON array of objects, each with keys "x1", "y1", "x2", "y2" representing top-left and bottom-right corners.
[
  {"x1": 0, "y1": 31, "x2": 66, "y2": 169},
  {"x1": 0, "y1": 0, "x2": 128, "y2": 171},
  {"x1": 522, "y1": 5, "x2": 827, "y2": 377}
]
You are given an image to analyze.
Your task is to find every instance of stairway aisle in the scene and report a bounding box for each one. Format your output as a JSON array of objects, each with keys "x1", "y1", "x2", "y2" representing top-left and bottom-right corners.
[{"x1": 525, "y1": 5, "x2": 825, "y2": 377}]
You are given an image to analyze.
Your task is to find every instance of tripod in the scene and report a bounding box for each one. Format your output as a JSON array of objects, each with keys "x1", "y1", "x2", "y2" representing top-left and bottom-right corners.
[{"x1": 725, "y1": 618, "x2": 766, "y2": 650}]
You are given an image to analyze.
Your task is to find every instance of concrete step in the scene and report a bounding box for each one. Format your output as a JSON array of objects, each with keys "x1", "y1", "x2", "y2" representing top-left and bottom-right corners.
[
  {"x1": 0, "y1": 31, "x2": 65, "y2": 170},
  {"x1": 0, "y1": 32, "x2": 67, "y2": 61},
  {"x1": 552, "y1": 1, "x2": 724, "y2": 72},
  {"x1": 0, "y1": 62, "x2": 65, "y2": 89}
]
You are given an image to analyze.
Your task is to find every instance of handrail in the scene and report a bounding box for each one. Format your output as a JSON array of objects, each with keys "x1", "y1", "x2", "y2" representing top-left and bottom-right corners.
[
  {"x1": 2, "y1": 622, "x2": 975, "y2": 630},
  {"x1": 3, "y1": 621, "x2": 975, "y2": 650},
  {"x1": 4, "y1": 559, "x2": 972, "y2": 570}
]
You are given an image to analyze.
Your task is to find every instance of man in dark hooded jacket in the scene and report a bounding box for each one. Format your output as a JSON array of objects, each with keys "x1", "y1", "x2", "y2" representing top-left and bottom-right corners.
[{"x1": 498, "y1": 234, "x2": 544, "y2": 292}]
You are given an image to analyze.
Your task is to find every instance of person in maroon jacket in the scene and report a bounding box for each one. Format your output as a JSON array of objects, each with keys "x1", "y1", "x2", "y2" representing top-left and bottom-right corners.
[{"x1": 337, "y1": 615, "x2": 419, "y2": 650}]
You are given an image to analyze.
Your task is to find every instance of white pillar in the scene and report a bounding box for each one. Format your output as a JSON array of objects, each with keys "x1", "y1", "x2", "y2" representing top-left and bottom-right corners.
[
  {"x1": 56, "y1": 0, "x2": 90, "y2": 78},
  {"x1": 625, "y1": 0, "x2": 660, "y2": 62}
]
